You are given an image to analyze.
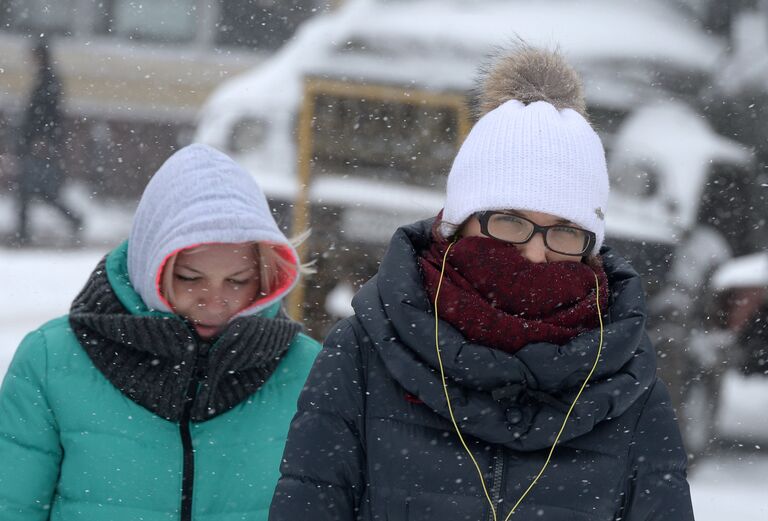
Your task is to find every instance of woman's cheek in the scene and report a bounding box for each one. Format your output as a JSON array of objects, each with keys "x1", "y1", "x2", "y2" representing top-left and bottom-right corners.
[{"x1": 170, "y1": 289, "x2": 195, "y2": 315}]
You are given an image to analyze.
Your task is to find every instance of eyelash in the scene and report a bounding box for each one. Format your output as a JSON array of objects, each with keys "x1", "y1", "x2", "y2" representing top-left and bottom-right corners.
[{"x1": 174, "y1": 274, "x2": 249, "y2": 285}]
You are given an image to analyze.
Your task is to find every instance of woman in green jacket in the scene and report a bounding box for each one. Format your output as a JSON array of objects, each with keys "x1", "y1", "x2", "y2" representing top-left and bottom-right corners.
[{"x1": 0, "y1": 144, "x2": 321, "y2": 521}]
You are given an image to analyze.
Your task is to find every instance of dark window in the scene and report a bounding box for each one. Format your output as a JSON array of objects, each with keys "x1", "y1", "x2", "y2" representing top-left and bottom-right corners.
[
  {"x1": 0, "y1": 0, "x2": 75, "y2": 35},
  {"x1": 310, "y1": 90, "x2": 463, "y2": 190},
  {"x1": 94, "y1": 0, "x2": 198, "y2": 43},
  {"x1": 216, "y1": 0, "x2": 316, "y2": 50},
  {"x1": 698, "y1": 161, "x2": 761, "y2": 256},
  {"x1": 610, "y1": 161, "x2": 660, "y2": 198}
]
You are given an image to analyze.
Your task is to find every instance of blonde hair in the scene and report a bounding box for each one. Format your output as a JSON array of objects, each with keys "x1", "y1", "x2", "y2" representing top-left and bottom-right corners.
[
  {"x1": 160, "y1": 230, "x2": 315, "y2": 307},
  {"x1": 258, "y1": 229, "x2": 316, "y2": 295}
]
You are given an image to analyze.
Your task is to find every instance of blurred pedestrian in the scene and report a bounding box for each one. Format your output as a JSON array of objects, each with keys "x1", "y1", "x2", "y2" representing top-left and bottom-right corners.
[
  {"x1": 0, "y1": 144, "x2": 320, "y2": 520},
  {"x1": 14, "y1": 36, "x2": 82, "y2": 245},
  {"x1": 270, "y1": 46, "x2": 694, "y2": 521}
]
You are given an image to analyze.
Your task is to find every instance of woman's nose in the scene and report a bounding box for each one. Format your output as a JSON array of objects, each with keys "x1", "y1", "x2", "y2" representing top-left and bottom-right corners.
[
  {"x1": 198, "y1": 287, "x2": 230, "y2": 313},
  {"x1": 516, "y1": 232, "x2": 548, "y2": 263}
]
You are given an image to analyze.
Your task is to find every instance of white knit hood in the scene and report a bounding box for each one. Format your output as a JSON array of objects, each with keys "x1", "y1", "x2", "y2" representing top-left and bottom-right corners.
[{"x1": 127, "y1": 144, "x2": 299, "y2": 314}]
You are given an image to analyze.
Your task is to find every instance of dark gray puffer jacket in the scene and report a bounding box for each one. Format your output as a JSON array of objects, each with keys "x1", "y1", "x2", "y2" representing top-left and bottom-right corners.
[{"x1": 270, "y1": 219, "x2": 694, "y2": 521}]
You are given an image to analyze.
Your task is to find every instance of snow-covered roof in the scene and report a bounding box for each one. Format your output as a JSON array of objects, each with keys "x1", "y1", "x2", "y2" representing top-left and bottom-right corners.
[
  {"x1": 344, "y1": 0, "x2": 718, "y2": 69},
  {"x1": 196, "y1": 0, "x2": 723, "y2": 148},
  {"x1": 712, "y1": 252, "x2": 768, "y2": 290}
]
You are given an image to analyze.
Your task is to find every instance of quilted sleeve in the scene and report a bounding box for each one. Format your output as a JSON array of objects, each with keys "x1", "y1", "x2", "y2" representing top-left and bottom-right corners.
[
  {"x1": 269, "y1": 320, "x2": 367, "y2": 521},
  {"x1": 0, "y1": 329, "x2": 63, "y2": 521},
  {"x1": 618, "y1": 380, "x2": 694, "y2": 521}
]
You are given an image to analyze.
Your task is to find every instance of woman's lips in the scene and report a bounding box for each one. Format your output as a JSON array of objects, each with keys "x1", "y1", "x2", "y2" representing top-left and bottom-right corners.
[{"x1": 194, "y1": 323, "x2": 222, "y2": 337}]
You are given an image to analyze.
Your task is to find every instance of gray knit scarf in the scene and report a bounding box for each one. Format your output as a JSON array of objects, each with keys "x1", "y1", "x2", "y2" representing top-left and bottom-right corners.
[{"x1": 69, "y1": 258, "x2": 301, "y2": 423}]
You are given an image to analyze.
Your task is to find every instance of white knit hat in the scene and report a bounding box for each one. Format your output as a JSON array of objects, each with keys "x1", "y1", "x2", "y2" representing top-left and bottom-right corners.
[{"x1": 441, "y1": 47, "x2": 609, "y2": 255}]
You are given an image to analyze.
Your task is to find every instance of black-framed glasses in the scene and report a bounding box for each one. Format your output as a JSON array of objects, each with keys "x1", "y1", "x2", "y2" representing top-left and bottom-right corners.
[{"x1": 477, "y1": 211, "x2": 596, "y2": 256}]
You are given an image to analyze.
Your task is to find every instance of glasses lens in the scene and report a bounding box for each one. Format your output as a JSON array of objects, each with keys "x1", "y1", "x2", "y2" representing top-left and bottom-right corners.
[
  {"x1": 546, "y1": 226, "x2": 589, "y2": 255},
  {"x1": 486, "y1": 213, "x2": 534, "y2": 243}
]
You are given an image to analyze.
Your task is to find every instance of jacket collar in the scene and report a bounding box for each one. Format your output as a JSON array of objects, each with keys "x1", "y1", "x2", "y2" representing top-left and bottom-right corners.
[
  {"x1": 70, "y1": 244, "x2": 299, "y2": 422},
  {"x1": 353, "y1": 218, "x2": 657, "y2": 451}
]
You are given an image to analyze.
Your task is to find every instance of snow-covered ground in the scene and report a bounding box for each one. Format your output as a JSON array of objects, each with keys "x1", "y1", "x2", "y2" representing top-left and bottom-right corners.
[{"x1": 0, "y1": 196, "x2": 766, "y2": 516}]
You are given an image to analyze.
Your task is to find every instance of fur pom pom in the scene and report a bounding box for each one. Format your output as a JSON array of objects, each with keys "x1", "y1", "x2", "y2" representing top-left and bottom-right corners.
[{"x1": 477, "y1": 44, "x2": 587, "y2": 119}]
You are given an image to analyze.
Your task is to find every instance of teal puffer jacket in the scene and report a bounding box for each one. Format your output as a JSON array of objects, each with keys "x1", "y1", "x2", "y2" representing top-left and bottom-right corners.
[{"x1": 0, "y1": 243, "x2": 321, "y2": 521}]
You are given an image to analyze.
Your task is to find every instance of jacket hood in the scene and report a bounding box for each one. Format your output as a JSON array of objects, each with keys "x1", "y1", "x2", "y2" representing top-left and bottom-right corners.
[
  {"x1": 352, "y1": 218, "x2": 657, "y2": 451},
  {"x1": 127, "y1": 143, "x2": 299, "y2": 315}
]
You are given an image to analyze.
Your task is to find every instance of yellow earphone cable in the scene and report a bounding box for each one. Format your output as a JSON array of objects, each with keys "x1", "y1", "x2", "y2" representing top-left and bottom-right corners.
[
  {"x1": 433, "y1": 241, "x2": 498, "y2": 518},
  {"x1": 433, "y1": 241, "x2": 605, "y2": 520}
]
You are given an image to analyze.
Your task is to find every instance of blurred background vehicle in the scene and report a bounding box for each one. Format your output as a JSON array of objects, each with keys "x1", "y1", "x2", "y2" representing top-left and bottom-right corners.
[{"x1": 194, "y1": 0, "x2": 733, "y2": 333}]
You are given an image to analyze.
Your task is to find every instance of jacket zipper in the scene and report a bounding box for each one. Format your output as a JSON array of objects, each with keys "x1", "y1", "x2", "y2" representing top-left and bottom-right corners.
[
  {"x1": 487, "y1": 446, "x2": 505, "y2": 521},
  {"x1": 615, "y1": 468, "x2": 637, "y2": 520},
  {"x1": 179, "y1": 349, "x2": 204, "y2": 521}
]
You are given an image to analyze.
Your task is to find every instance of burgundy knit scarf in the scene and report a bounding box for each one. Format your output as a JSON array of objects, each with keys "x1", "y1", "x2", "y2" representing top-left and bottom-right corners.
[{"x1": 419, "y1": 224, "x2": 609, "y2": 354}]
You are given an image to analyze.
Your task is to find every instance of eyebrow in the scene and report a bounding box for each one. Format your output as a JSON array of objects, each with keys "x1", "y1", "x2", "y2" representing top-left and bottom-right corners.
[
  {"x1": 175, "y1": 265, "x2": 256, "y2": 276},
  {"x1": 507, "y1": 210, "x2": 574, "y2": 226}
]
